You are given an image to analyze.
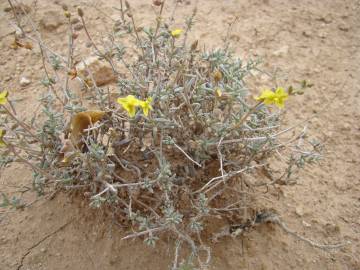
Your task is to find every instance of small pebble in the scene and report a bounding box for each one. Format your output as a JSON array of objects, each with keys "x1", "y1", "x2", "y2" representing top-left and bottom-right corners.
[
  {"x1": 338, "y1": 23, "x2": 350, "y2": 32},
  {"x1": 19, "y1": 76, "x2": 31, "y2": 87},
  {"x1": 302, "y1": 30, "x2": 311, "y2": 37},
  {"x1": 273, "y1": 45, "x2": 289, "y2": 56},
  {"x1": 302, "y1": 220, "x2": 311, "y2": 227},
  {"x1": 295, "y1": 206, "x2": 305, "y2": 217}
]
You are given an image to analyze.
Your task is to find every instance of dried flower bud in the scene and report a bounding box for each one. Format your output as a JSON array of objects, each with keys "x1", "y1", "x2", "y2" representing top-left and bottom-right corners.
[
  {"x1": 153, "y1": 0, "x2": 163, "y2": 6},
  {"x1": 68, "y1": 68, "x2": 77, "y2": 79},
  {"x1": 156, "y1": 16, "x2": 162, "y2": 23},
  {"x1": 10, "y1": 39, "x2": 19, "y2": 50},
  {"x1": 126, "y1": 12, "x2": 133, "y2": 18},
  {"x1": 190, "y1": 40, "x2": 198, "y2": 51},
  {"x1": 213, "y1": 69, "x2": 222, "y2": 83},
  {"x1": 64, "y1": 11, "x2": 71, "y2": 18},
  {"x1": 77, "y1": 7, "x2": 84, "y2": 17},
  {"x1": 83, "y1": 78, "x2": 94, "y2": 87},
  {"x1": 62, "y1": 4, "x2": 68, "y2": 11}
]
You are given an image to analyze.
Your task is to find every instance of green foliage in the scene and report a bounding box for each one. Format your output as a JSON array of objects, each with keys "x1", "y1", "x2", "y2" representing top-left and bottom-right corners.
[{"x1": 0, "y1": 192, "x2": 24, "y2": 209}]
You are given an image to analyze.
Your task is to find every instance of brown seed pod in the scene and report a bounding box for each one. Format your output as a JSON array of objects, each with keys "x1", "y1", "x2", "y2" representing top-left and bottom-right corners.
[
  {"x1": 190, "y1": 40, "x2": 198, "y2": 51},
  {"x1": 77, "y1": 7, "x2": 84, "y2": 17},
  {"x1": 125, "y1": 0, "x2": 130, "y2": 9},
  {"x1": 213, "y1": 69, "x2": 223, "y2": 83}
]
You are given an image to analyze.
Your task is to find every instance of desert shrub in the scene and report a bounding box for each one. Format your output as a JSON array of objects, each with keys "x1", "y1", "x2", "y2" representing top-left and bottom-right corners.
[{"x1": 1, "y1": 1, "x2": 322, "y2": 269}]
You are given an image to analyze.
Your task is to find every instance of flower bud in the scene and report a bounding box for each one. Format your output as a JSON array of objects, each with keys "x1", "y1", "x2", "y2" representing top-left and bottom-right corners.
[
  {"x1": 214, "y1": 87, "x2": 222, "y2": 98},
  {"x1": 64, "y1": 11, "x2": 71, "y2": 18}
]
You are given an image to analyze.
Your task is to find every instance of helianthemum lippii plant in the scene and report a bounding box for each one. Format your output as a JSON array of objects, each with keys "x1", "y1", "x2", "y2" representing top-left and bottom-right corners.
[{"x1": 2, "y1": 1, "x2": 339, "y2": 269}]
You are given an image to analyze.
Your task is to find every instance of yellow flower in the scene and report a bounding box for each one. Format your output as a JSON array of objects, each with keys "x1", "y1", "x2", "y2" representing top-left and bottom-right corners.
[
  {"x1": 139, "y1": 97, "x2": 153, "y2": 117},
  {"x1": 117, "y1": 95, "x2": 154, "y2": 117},
  {"x1": 0, "y1": 129, "x2": 6, "y2": 147},
  {"x1": 255, "y1": 87, "x2": 288, "y2": 108},
  {"x1": 0, "y1": 91, "x2": 9, "y2": 105},
  {"x1": 255, "y1": 89, "x2": 276, "y2": 104},
  {"x1": 215, "y1": 88, "x2": 222, "y2": 98},
  {"x1": 171, "y1": 29, "x2": 183, "y2": 38},
  {"x1": 117, "y1": 95, "x2": 142, "y2": 117}
]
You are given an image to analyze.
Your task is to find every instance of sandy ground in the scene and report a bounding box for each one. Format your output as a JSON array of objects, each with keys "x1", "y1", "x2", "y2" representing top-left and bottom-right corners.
[{"x1": 0, "y1": 0, "x2": 360, "y2": 269}]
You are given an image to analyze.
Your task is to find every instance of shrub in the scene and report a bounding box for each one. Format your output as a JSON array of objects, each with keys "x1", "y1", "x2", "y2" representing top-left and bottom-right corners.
[{"x1": 1, "y1": 1, "x2": 321, "y2": 269}]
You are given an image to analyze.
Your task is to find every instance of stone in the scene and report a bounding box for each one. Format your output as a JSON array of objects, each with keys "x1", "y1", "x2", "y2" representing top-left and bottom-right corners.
[
  {"x1": 76, "y1": 56, "x2": 117, "y2": 86},
  {"x1": 341, "y1": 123, "x2": 351, "y2": 131},
  {"x1": 40, "y1": 10, "x2": 63, "y2": 31},
  {"x1": 302, "y1": 220, "x2": 311, "y2": 227},
  {"x1": 19, "y1": 76, "x2": 31, "y2": 87},
  {"x1": 295, "y1": 206, "x2": 304, "y2": 217},
  {"x1": 338, "y1": 23, "x2": 350, "y2": 32},
  {"x1": 317, "y1": 14, "x2": 333, "y2": 24},
  {"x1": 273, "y1": 45, "x2": 289, "y2": 56},
  {"x1": 334, "y1": 180, "x2": 350, "y2": 191},
  {"x1": 302, "y1": 30, "x2": 311, "y2": 37},
  {"x1": 318, "y1": 31, "x2": 327, "y2": 39},
  {"x1": 15, "y1": 28, "x2": 24, "y2": 38}
]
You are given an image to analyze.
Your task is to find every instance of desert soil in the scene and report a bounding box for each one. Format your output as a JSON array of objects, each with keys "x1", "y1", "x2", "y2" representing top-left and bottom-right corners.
[{"x1": 0, "y1": 0, "x2": 360, "y2": 269}]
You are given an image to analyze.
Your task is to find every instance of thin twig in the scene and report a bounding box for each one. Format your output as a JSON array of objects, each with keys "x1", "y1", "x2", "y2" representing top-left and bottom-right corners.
[{"x1": 173, "y1": 142, "x2": 201, "y2": 167}]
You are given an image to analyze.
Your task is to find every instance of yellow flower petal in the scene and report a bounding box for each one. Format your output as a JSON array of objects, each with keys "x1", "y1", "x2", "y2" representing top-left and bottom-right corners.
[
  {"x1": 171, "y1": 29, "x2": 183, "y2": 38},
  {"x1": 274, "y1": 98, "x2": 284, "y2": 108},
  {"x1": 275, "y1": 87, "x2": 288, "y2": 99},
  {"x1": 0, "y1": 129, "x2": 6, "y2": 147},
  {"x1": 0, "y1": 91, "x2": 9, "y2": 105},
  {"x1": 139, "y1": 97, "x2": 153, "y2": 117},
  {"x1": 117, "y1": 95, "x2": 142, "y2": 118},
  {"x1": 215, "y1": 88, "x2": 222, "y2": 97},
  {"x1": 255, "y1": 87, "x2": 288, "y2": 109},
  {"x1": 255, "y1": 89, "x2": 275, "y2": 101}
]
